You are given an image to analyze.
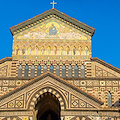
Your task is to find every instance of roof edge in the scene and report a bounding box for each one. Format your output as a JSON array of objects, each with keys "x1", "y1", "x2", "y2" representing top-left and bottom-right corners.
[
  {"x1": 0, "y1": 57, "x2": 12, "y2": 64},
  {"x1": 91, "y1": 57, "x2": 120, "y2": 74},
  {"x1": 10, "y1": 9, "x2": 95, "y2": 36}
]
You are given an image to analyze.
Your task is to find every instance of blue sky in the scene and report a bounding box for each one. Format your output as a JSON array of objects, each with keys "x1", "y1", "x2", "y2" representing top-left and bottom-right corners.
[{"x1": 0, "y1": 0, "x2": 120, "y2": 68}]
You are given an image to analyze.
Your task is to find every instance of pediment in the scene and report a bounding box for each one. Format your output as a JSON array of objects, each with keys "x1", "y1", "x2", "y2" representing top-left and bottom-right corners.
[
  {"x1": 15, "y1": 17, "x2": 89, "y2": 41},
  {"x1": 0, "y1": 72, "x2": 103, "y2": 111},
  {"x1": 10, "y1": 9, "x2": 95, "y2": 37}
]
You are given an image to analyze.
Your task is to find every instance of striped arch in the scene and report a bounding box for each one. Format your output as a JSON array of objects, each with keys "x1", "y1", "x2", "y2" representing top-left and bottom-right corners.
[{"x1": 28, "y1": 87, "x2": 65, "y2": 110}]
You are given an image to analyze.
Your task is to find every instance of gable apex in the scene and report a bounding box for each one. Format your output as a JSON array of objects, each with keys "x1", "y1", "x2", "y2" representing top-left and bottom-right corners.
[{"x1": 10, "y1": 8, "x2": 95, "y2": 36}]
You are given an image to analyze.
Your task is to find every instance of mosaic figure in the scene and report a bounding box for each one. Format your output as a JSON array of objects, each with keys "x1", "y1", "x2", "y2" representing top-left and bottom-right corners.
[
  {"x1": 73, "y1": 47, "x2": 76, "y2": 55},
  {"x1": 54, "y1": 46, "x2": 57, "y2": 55},
  {"x1": 22, "y1": 46, "x2": 25, "y2": 55},
  {"x1": 85, "y1": 46, "x2": 89, "y2": 55},
  {"x1": 48, "y1": 46, "x2": 51, "y2": 55},
  {"x1": 79, "y1": 46, "x2": 82, "y2": 55},
  {"x1": 66, "y1": 46, "x2": 70, "y2": 55},
  {"x1": 35, "y1": 46, "x2": 38, "y2": 55},
  {"x1": 16, "y1": 46, "x2": 19, "y2": 55},
  {"x1": 29, "y1": 46, "x2": 32, "y2": 55},
  {"x1": 49, "y1": 24, "x2": 57, "y2": 35},
  {"x1": 41, "y1": 46, "x2": 45, "y2": 55},
  {"x1": 60, "y1": 46, "x2": 64, "y2": 55}
]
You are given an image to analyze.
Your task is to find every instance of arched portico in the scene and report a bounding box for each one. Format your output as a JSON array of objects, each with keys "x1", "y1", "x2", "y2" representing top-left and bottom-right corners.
[
  {"x1": 27, "y1": 87, "x2": 66, "y2": 119},
  {"x1": 35, "y1": 92, "x2": 61, "y2": 120}
]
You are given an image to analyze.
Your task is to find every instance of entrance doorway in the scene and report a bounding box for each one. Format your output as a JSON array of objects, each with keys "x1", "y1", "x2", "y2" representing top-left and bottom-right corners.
[{"x1": 35, "y1": 92, "x2": 61, "y2": 120}]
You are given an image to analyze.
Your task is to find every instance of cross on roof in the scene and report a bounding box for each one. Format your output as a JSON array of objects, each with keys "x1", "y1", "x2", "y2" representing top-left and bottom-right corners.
[{"x1": 50, "y1": 0, "x2": 57, "y2": 9}]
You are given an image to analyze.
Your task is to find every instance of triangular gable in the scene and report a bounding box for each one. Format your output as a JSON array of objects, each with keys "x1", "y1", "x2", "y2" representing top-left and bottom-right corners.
[
  {"x1": 91, "y1": 57, "x2": 120, "y2": 74},
  {"x1": 10, "y1": 9, "x2": 95, "y2": 36},
  {"x1": 0, "y1": 72, "x2": 103, "y2": 111}
]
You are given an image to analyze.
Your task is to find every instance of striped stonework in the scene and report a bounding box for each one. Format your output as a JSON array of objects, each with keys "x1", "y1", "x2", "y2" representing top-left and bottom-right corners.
[{"x1": 29, "y1": 87, "x2": 65, "y2": 110}]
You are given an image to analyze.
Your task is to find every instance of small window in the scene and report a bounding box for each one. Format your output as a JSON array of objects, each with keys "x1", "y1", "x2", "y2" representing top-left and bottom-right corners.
[
  {"x1": 74, "y1": 65, "x2": 79, "y2": 77},
  {"x1": 56, "y1": 65, "x2": 60, "y2": 76},
  {"x1": 37, "y1": 65, "x2": 41, "y2": 76},
  {"x1": 62, "y1": 65, "x2": 66, "y2": 78},
  {"x1": 31, "y1": 65, "x2": 35, "y2": 77},
  {"x1": 68, "y1": 65, "x2": 72, "y2": 77},
  {"x1": 50, "y1": 65, "x2": 54, "y2": 73},
  {"x1": 43, "y1": 65, "x2": 47, "y2": 73},
  {"x1": 81, "y1": 65, "x2": 85, "y2": 77},
  {"x1": 24, "y1": 64, "x2": 29, "y2": 77},
  {"x1": 18, "y1": 64, "x2": 22, "y2": 77},
  {"x1": 107, "y1": 92, "x2": 112, "y2": 107}
]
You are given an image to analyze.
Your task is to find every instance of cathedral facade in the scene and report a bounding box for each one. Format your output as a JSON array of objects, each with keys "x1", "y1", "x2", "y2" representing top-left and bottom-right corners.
[{"x1": 0, "y1": 8, "x2": 120, "y2": 120}]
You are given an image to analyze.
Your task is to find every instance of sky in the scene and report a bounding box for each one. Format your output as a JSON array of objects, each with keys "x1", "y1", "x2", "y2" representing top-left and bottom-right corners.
[{"x1": 0, "y1": 0, "x2": 120, "y2": 68}]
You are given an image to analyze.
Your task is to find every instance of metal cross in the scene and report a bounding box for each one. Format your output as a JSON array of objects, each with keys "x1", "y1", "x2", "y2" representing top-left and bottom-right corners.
[{"x1": 50, "y1": 0, "x2": 57, "y2": 9}]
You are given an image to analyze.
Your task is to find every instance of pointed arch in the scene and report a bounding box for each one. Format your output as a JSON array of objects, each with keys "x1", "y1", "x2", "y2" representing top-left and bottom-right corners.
[
  {"x1": 43, "y1": 65, "x2": 47, "y2": 73},
  {"x1": 28, "y1": 87, "x2": 66, "y2": 110},
  {"x1": 50, "y1": 64, "x2": 54, "y2": 73},
  {"x1": 68, "y1": 65, "x2": 72, "y2": 77},
  {"x1": 81, "y1": 65, "x2": 85, "y2": 77},
  {"x1": 24, "y1": 64, "x2": 29, "y2": 77},
  {"x1": 15, "y1": 45, "x2": 19, "y2": 55},
  {"x1": 66, "y1": 46, "x2": 70, "y2": 55},
  {"x1": 31, "y1": 64, "x2": 35, "y2": 77},
  {"x1": 73, "y1": 46, "x2": 76, "y2": 55},
  {"x1": 56, "y1": 65, "x2": 60, "y2": 76},
  {"x1": 107, "y1": 91, "x2": 112, "y2": 107},
  {"x1": 18, "y1": 64, "x2": 22, "y2": 77},
  {"x1": 62, "y1": 65, "x2": 66, "y2": 78},
  {"x1": 74, "y1": 65, "x2": 79, "y2": 77},
  {"x1": 37, "y1": 65, "x2": 41, "y2": 76}
]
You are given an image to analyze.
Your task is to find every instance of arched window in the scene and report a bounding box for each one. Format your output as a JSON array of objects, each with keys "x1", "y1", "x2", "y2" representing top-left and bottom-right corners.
[
  {"x1": 18, "y1": 64, "x2": 22, "y2": 77},
  {"x1": 74, "y1": 65, "x2": 79, "y2": 77},
  {"x1": 50, "y1": 64, "x2": 54, "y2": 73},
  {"x1": 43, "y1": 65, "x2": 47, "y2": 73},
  {"x1": 62, "y1": 65, "x2": 66, "y2": 78},
  {"x1": 37, "y1": 65, "x2": 41, "y2": 76},
  {"x1": 56, "y1": 65, "x2": 60, "y2": 76},
  {"x1": 24, "y1": 64, "x2": 29, "y2": 77},
  {"x1": 81, "y1": 65, "x2": 85, "y2": 77},
  {"x1": 68, "y1": 65, "x2": 72, "y2": 77},
  {"x1": 107, "y1": 91, "x2": 112, "y2": 107},
  {"x1": 31, "y1": 64, "x2": 35, "y2": 77}
]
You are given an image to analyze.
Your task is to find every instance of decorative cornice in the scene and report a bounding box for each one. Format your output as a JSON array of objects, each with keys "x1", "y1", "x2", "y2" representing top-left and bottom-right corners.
[
  {"x1": 91, "y1": 57, "x2": 120, "y2": 74},
  {"x1": 10, "y1": 9, "x2": 95, "y2": 36}
]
